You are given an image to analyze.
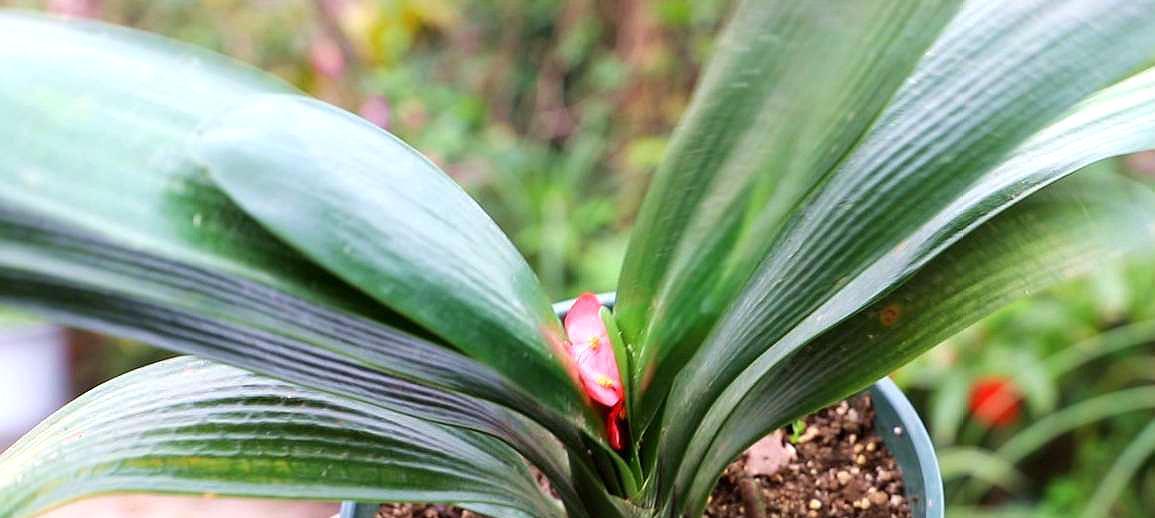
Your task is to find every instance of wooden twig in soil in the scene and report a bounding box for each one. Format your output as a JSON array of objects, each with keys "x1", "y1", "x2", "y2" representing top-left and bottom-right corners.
[{"x1": 738, "y1": 477, "x2": 767, "y2": 518}]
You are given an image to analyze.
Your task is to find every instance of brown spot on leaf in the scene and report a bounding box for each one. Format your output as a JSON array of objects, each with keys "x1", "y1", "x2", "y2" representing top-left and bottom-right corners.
[{"x1": 879, "y1": 304, "x2": 902, "y2": 327}]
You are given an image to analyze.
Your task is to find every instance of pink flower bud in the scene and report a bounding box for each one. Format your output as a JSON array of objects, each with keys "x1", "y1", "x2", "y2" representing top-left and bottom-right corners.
[{"x1": 563, "y1": 293, "x2": 624, "y2": 408}]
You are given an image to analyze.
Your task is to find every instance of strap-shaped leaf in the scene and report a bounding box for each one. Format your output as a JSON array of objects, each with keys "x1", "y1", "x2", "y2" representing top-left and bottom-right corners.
[
  {"x1": 659, "y1": 0, "x2": 1155, "y2": 499},
  {"x1": 952, "y1": 385, "x2": 1155, "y2": 504},
  {"x1": 676, "y1": 169, "x2": 1155, "y2": 513},
  {"x1": 0, "y1": 207, "x2": 574, "y2": 434},
  {"x1": 0, "y1": 13, "x2": 332, "y2": 304},
  {"x1": 936, "y1": 447, "x2": 1024, "y2": 490},
  {"x1": 668, "y1": 63, "x2": 1155, "y2": 495},
  {"x1": 0, "y1": 11, "x2": 602, "y2": 439},
  {"x1": 0, "y1": 14, "x2": 606, "y2": 515},
  {"x1": 664, "y1": 60, "x2": 1155, "y2": 504},
  {"x1": 194, "y1": 94, "x2": 586, "y2": 424},
  {"x1": 613, "y1": 0, "x2": 961, "y2": 429},
  {"x1": 0, "y1": 186, "x2": 600, "y2": 517},
  {"x1": 1083, "y1": 420, "x2": 1155, "y2": 518},
  {"x1": 983, "y1": 386, "x2": 1155, "y2": 484},
  {"x1": 0, "y1": 357, "x2": 559, "y2": 518}
]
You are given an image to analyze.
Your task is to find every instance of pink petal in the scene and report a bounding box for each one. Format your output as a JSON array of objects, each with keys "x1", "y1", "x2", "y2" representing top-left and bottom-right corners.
[
  {"x1": 564, "y1": 293, "x2": 623, "y2": 407},
  {"x1": 564, "y1": 293, "x2": 604, "y2": 345}
]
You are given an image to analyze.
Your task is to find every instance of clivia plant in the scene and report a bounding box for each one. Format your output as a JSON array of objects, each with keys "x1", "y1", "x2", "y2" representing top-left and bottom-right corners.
[{"x1": 3, "y1": 0, "x2": 1155, "y2": 517}]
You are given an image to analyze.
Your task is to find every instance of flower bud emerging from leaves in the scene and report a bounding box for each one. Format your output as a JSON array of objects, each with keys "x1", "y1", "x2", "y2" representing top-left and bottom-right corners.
[{"x1": 564, "y1": 292, "x2": 626, "y2": 449}]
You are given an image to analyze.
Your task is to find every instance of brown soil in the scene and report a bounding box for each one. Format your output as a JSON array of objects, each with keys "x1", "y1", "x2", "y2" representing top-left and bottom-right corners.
[
  {"x1": 373, "y1": 395, "x2": 910, "y2": 518},
  {"x1": 373, "y1": 503, "x2": 483, "y2": 517},
  {"x1": 706, "y1": 394, "x2": 911, "y2": 518}
]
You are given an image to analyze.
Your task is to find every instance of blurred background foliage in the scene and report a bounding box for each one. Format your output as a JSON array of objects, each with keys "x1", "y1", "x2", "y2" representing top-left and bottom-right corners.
[
  {"x1": 3, "y1": 0, "x2": 731, "y2": 299},
  {"x1": 3, "y1": 1, "x2": 1155, "y2": 516}
]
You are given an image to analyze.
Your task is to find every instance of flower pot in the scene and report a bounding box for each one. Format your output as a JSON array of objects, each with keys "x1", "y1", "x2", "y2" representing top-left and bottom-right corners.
[
  {"x1": 341, "y1": 293, "x2": 943, "y2": 518},
  {"x1": 869, "y1": 377, "x2": 943, "y2": 518}
]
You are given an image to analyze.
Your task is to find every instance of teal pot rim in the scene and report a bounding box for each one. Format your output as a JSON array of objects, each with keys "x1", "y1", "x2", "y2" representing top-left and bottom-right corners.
[
  {"x1": 342, "y1": 292, "x2": 943, "y2": 518},
  {"x1": 870, "y1": 377, "x2": 944, "y2": 518}
]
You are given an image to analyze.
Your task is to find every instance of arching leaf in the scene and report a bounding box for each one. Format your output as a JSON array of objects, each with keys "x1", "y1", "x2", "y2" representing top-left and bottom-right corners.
[
  {"x1": 660, "y1": 1, "x2": 1155, "y2": 504},
  {"x1": 0, "y1": 14, "x2": 604, "y2": 515},
  {"x1": 0, "y1": 357, "x2": 560, "y2": 518},
  {"x1": 194, "y1": 94, "x2": 588, "y2": 425},
  {"x1": 613, "y1": 0, "x2": 962, "y2": 432},
  {"x1": 679, "y1": 169, "x2": 1155, "y2": 512}
]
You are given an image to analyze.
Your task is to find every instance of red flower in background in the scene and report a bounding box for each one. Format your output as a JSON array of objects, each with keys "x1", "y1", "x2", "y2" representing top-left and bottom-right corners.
[
  {"x1": 968, "y1": 376, "x2": 1021, "y2": 428},
  {"x1": 564, "y1": 293, "x2": 626, "y2": 449}
]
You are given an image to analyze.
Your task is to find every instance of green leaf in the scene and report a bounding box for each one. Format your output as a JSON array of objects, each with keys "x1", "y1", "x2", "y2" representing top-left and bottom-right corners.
[
  {"x1": 0, "y1": 11, "x2": 588, "y2": 441},
  {"x1": 659, "y1": 0, "x2": 1155, "y2": 504},
  {"x1": 665, "y1": 60, "x2": 1155, "y2": 503},
  {"x1": 0, "y1": 263, "x2": 601, "y2": 515},
  {"x1": 1044, "y1": 319, "x2": 1155, "y2": 378},
  {"x1": 613, "y1": 0, "x2": 962, "y2": 430},
  {"x1": 0, "y1": 203, "x2": 603, "y2": 506},
  {"x1": 677, "y1": 169, "x2": 1155, "y2": 512},
  {"x1": 0, "y1": 14, "x2": 606, "y2": 515},
  {"x1": 194, "y1": 94, "x2": 590, "y2": 427},
  {"x1": 929, "y1": 371, "x2": 970, "y2": 447},
  {"x1": 937, "y1": 447, "x2": 1025, "y2": 490},
  {"x1": 0, "y1": 13, "x2": 313, "y2": 301},
  {"x1": 1081, "y1": 420, "x2": 1155, "y2": 518},
  {"x1": 0, "y1": 357, "x2": 559, "y2": 518},
  {"x1": 1009, "y1": 348, "x2": 1058, "y2": 416},
  {"x1": 601, "y1": 306, "x2": 633, "y2": 419},
  {"x1": 998, "y1": 385, "x2": 1155, "y2": 470}
]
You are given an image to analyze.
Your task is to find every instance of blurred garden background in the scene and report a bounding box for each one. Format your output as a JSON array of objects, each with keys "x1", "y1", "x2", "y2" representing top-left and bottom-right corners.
[{"x1": 2, "y1": 1, "x2": 1155, "y2": 517}]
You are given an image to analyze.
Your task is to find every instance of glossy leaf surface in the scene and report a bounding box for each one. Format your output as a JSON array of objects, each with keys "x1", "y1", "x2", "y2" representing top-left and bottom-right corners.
[
  {"x1": 0, "y1": 12, "x2": 592, "y2": 440},
  {"x1": 614, "y1": 0, "x2": 962, "y2": 431},
  {"x1": 665, "y1": 60, "x2": 1155, "y2": 506},
  {"x1": 659, "y1": 1, "x2": 1155, "y2": 504},
  {"x1": 0, "y1": 357, "x2": 558, "y2": 518},
  {"x1": 0, "y1": 14, "x2": 600, "y2": 513},
  {"x1": 195, "y1": 95, "x2": 588, "y2": 423},
  {"x1": 680, "y1": 170, "x2": 1155, "y2": 512},
  {"x1": 0, "y1": 224, "x2": 591, "y2": 516}
]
